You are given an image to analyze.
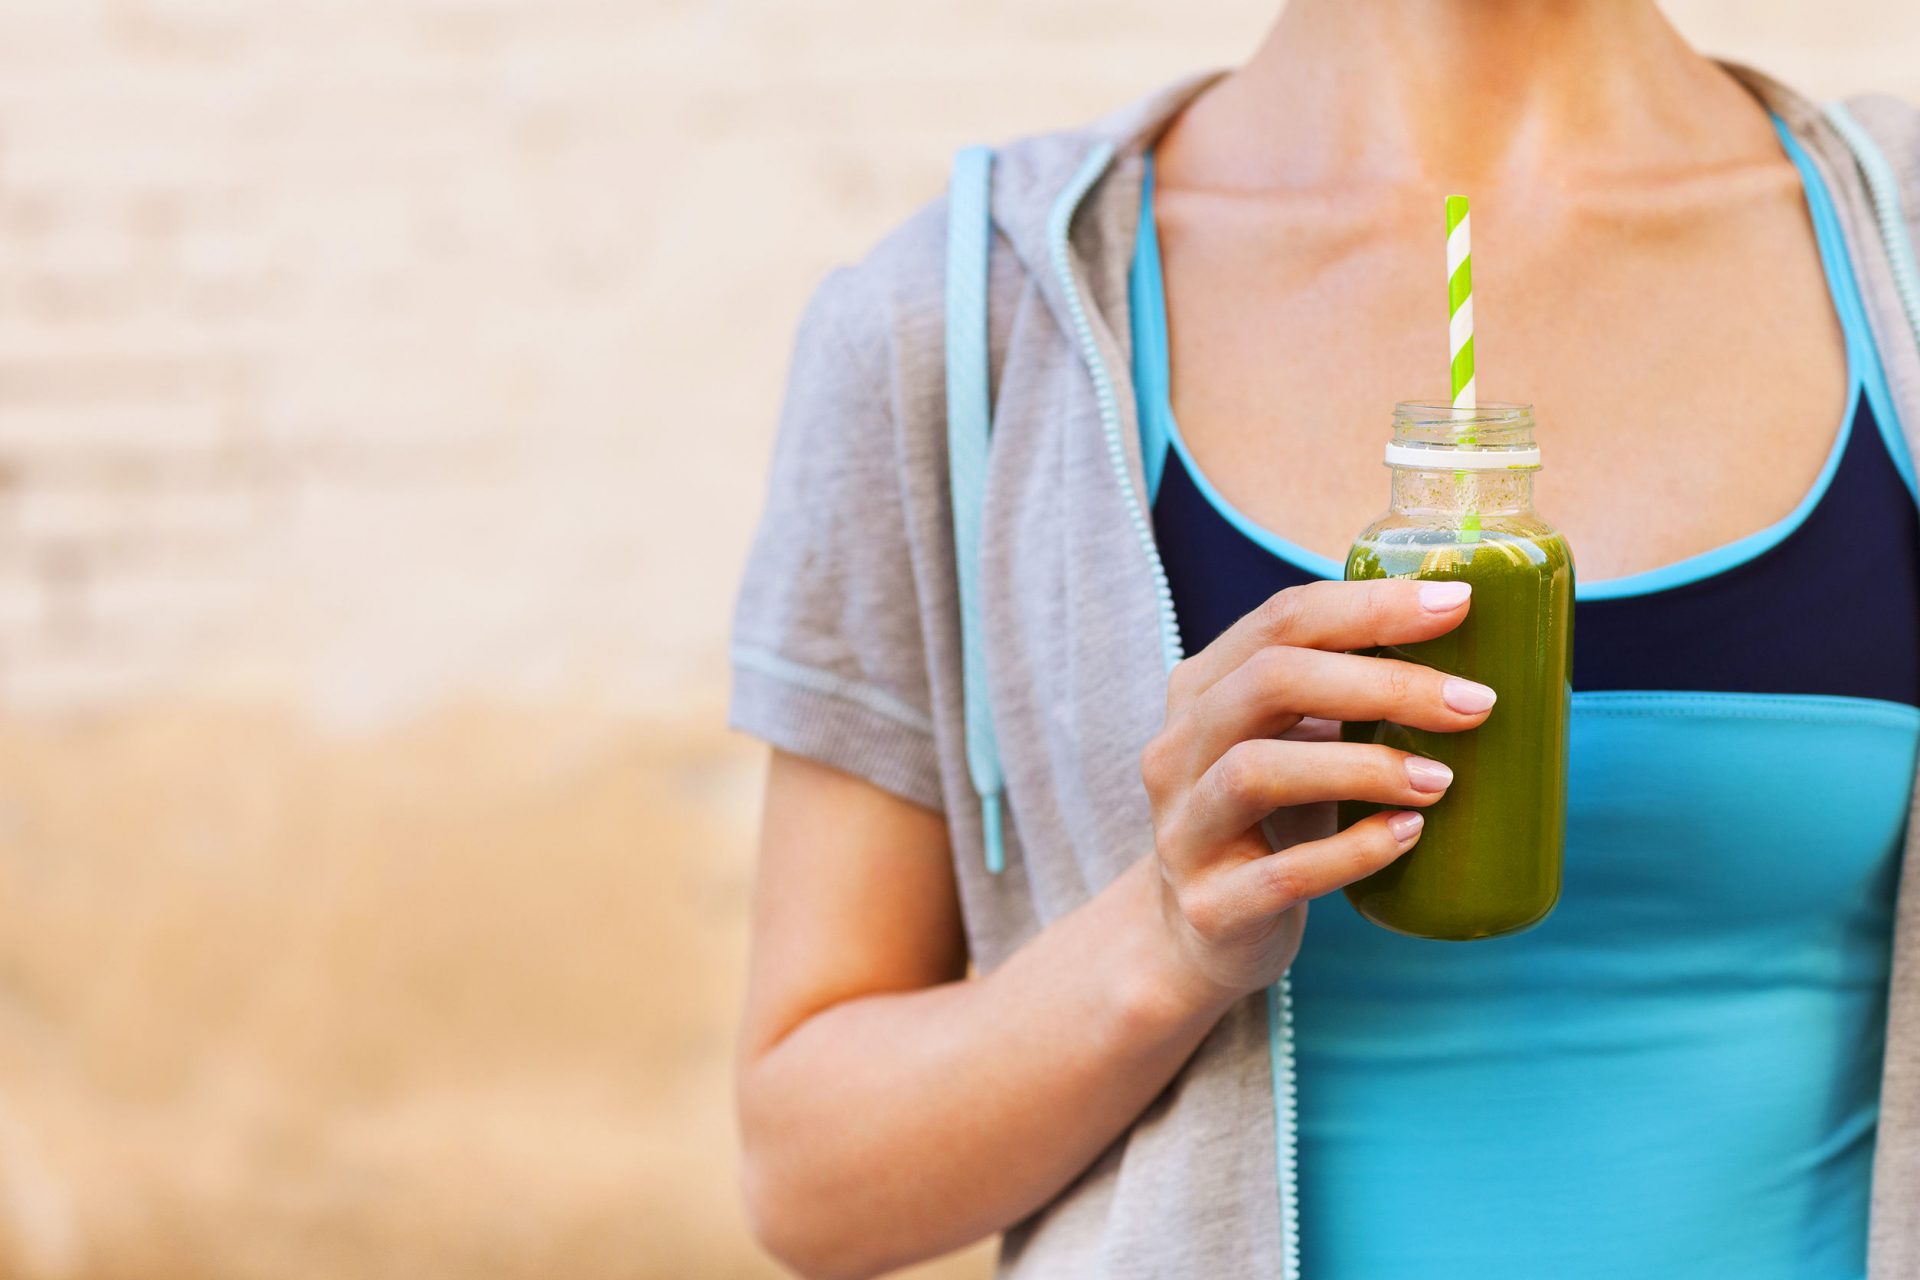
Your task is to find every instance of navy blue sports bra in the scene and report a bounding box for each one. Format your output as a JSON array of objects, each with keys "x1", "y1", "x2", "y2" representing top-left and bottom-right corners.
[
  {"x1": 1131, "y1": 120, "x2": 1920, "y2": 1279},
  {"x1": 1152, "y1": 386, "x2": 1920, "y2": 704}
]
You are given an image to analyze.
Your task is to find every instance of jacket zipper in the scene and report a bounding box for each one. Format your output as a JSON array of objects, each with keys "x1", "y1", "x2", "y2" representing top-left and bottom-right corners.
[
  {"x1": 1825, "y1": 103, "x2": 1920, "y2": 375},
  {"x1": 1044, "y1": 142, "x2": 1303, "y2": 1280}
]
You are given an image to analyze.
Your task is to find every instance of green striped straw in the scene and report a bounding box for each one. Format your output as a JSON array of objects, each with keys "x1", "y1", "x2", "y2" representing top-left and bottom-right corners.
[{"x1": 1446, "y1": 194, "x2": 1481, "y2": 538}]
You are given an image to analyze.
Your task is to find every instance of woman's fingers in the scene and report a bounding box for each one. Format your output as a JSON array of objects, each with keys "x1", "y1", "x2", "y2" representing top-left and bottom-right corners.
[
  {"x1": 1280, "y1": 716, "x2": 1340, "y2": 743},
  {"x1": 1170, "y1": 739, "x2": 1450, "y2": 852},
  {"x1": 1167, "y1": 578, "x2": 1472, "y2": 708},
  {"x1": 1142, "y1": 580, "x2": 1477, "y2": 971},
  {"x1": 1177, "y1": 645, "x2": 1495, "y2": 773},
  {"x1": 1173, "y1": 812, "x2": 1424, "y2": 943}
]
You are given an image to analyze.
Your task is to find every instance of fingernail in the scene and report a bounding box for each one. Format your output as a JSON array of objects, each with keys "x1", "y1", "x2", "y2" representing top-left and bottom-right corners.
[
  {"x1": 1419, "y1": 581, "x2": 1471, "y2": 611},
  {"x1": 1442, "y1": 677, "x2": 1497, "y2": 713},
  {"x1": 1404, "y1": 757, "x2": 1453, "y2": 793},
  {"x1": 1387, "y1": 811, "x2": 1425, "y2": 843}
]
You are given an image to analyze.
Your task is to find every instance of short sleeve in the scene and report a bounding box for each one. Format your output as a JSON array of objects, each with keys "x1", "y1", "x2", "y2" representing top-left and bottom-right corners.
[{"x1": 728, "y1": 269, "x2": 945, "y2": 811}]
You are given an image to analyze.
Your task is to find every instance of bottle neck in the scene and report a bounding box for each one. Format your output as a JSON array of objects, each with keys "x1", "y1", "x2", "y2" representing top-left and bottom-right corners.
[{"x1": 1389, "y1": 467, "x2": 1536, "y2": 517}]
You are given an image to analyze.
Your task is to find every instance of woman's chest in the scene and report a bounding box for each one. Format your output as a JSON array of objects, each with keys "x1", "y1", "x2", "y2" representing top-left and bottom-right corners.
[{"x1": 1155, "y1": 173, "x2": 1849, "y2": 580}]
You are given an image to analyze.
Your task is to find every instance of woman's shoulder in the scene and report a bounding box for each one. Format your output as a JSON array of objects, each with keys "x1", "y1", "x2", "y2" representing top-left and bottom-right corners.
[
  {"x1": 804, "y1": 129, "x2": 1092, "y2": 332},
  {"x1": 779, "y1": 135, "x2": 1079, "y2": 435},
  {"x1": 781, "y1": 194, "x2": 991, "y2": 446}
]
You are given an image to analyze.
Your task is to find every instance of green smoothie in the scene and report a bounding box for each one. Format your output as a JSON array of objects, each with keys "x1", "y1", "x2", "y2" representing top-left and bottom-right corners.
[{"x1": 1339, "y1": 531, "x2": 1574, "y2": 940}]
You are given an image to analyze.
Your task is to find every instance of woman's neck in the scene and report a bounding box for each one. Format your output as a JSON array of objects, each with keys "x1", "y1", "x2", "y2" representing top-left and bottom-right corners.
[{"x1": 1161, "y1": 0, "x2": 1775, "y2": 191}]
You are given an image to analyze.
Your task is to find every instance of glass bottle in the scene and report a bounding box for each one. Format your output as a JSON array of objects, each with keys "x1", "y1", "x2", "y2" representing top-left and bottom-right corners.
[{"x1": 1340, "y1": 402, "x2": 1574, "y2": 940}]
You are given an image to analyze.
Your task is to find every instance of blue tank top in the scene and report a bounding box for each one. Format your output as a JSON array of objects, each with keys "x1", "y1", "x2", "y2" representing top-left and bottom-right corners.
[{"x1": 1131, "y1": 124, "x2": 1920, "y2": 1278}]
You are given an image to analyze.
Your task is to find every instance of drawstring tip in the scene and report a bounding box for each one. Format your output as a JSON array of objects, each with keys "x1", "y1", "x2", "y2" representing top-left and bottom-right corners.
[{"x1": 981, "y1": 793, "x2": 1005, "y2": 874}]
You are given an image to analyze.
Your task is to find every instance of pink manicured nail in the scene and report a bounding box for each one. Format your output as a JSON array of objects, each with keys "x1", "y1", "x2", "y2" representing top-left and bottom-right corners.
[
  {"x1": 1404, "y1": 757, "x2": 1453, "y2": 793},
  {"x1": 1419, "y1": 581, "x2": 1472, "y2": 611},
  {"x1": 1442, "y1": 677, "x2": 1498, "y2": 714},
  {"x1": 1387, "y1": 811, "x2": 1425, "y2": 843}
]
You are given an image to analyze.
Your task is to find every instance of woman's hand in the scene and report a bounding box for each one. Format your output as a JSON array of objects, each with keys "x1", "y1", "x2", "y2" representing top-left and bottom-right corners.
[{"x1": 1140, "y1": 579, "x2": 1496, "y2": 1000}]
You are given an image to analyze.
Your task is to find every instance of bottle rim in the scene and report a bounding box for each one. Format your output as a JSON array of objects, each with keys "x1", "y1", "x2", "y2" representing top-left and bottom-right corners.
[
  {"x1": 1392, "y1": 400, "x2": 1533, "y2": 429},
  {"x1": 1387, "y1": 400, "x2": 1540, "y2": 470}
]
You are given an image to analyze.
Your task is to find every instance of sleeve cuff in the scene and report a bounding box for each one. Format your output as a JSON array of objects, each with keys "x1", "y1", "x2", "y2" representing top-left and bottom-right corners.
[{"x1": 728, "y1": 653, "x2": 946, "y2": 813}]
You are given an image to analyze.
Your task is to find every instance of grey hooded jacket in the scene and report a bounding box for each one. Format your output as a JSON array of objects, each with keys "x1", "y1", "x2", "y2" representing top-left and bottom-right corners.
[{"x1": 731, "y1": 66, "x2": 1920, "y2": 1277}]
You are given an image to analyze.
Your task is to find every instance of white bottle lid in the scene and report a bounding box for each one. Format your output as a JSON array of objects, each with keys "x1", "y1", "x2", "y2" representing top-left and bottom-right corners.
[{"x1": 1384, "y1": 442, "x2": 1541, "y2": 471}]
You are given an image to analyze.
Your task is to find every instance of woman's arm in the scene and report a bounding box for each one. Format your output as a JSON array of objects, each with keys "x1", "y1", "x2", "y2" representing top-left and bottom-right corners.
[
  {"x1": 737, "y1": 579, "x2": 1488, "y2": 1279},
  {"x1": 737, "y1": 754, "x2": 1235, "y2": 1279}
]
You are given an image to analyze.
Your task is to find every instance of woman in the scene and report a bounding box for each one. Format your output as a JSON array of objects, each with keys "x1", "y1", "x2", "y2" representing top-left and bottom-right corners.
[{"x1": 729, "y1": 3, "x2": 1920, "y2": 1276}]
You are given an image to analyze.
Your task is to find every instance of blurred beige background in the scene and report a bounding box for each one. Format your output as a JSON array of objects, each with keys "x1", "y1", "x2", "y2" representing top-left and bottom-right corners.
[{"x1": 0, "y1": 3, "x2": 1911, "y2": 1278}]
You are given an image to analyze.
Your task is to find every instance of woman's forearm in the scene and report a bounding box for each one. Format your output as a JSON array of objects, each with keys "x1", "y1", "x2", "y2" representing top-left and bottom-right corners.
[{"x1": 737, "y1": 854, "x2": 1236, "y2": 1280}]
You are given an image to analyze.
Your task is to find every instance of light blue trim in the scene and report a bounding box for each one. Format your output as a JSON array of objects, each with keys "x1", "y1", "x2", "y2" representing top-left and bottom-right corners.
[
  {"x1": 945, "y1": 145, "x2": 1007, "y2": 875},
  {"x1": 1049, "y1": 144, "x2": 1299, "y2": 1280},
  {"x1": 1165, "y1": 426, "x2": 1350, "y2": 581},
  {"x1": 1571, "y1": 687, "x2": 1920, "y2": 730},
  {"x1": 1575, "y1": 408, "x2": 1854, "y2": 600},
  {"x1": 1515, "y1": 120, "x2": 1866, "y2": 599},
  {"x1": 1578, "y1": 119, "x2": 1895, "y2": 597},
  {"x1": 1133, "y1": 154, "x2": 1346, "y2": 580},
  {"x1": 1776, "y1": 117, "x2": 1917, "y2": 500},
  {"x1": 1131, "y1": 119, "x2": 1895, "y2": 601},
  {"x1": 731, "y1": 645, "x2": 935, "y2": 735},
  {"x1": 1824, "y1": 101, "x2": 1920, "y2": 504},
  {"x1": 1129, "y1": 157, "x2": 1172, "y2": 506}
]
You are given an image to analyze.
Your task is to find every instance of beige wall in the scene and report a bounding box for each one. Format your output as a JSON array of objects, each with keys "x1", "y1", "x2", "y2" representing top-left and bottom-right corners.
[{"x1": 0, "y1": 4, "x2": 1912, "y2": 1278}]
